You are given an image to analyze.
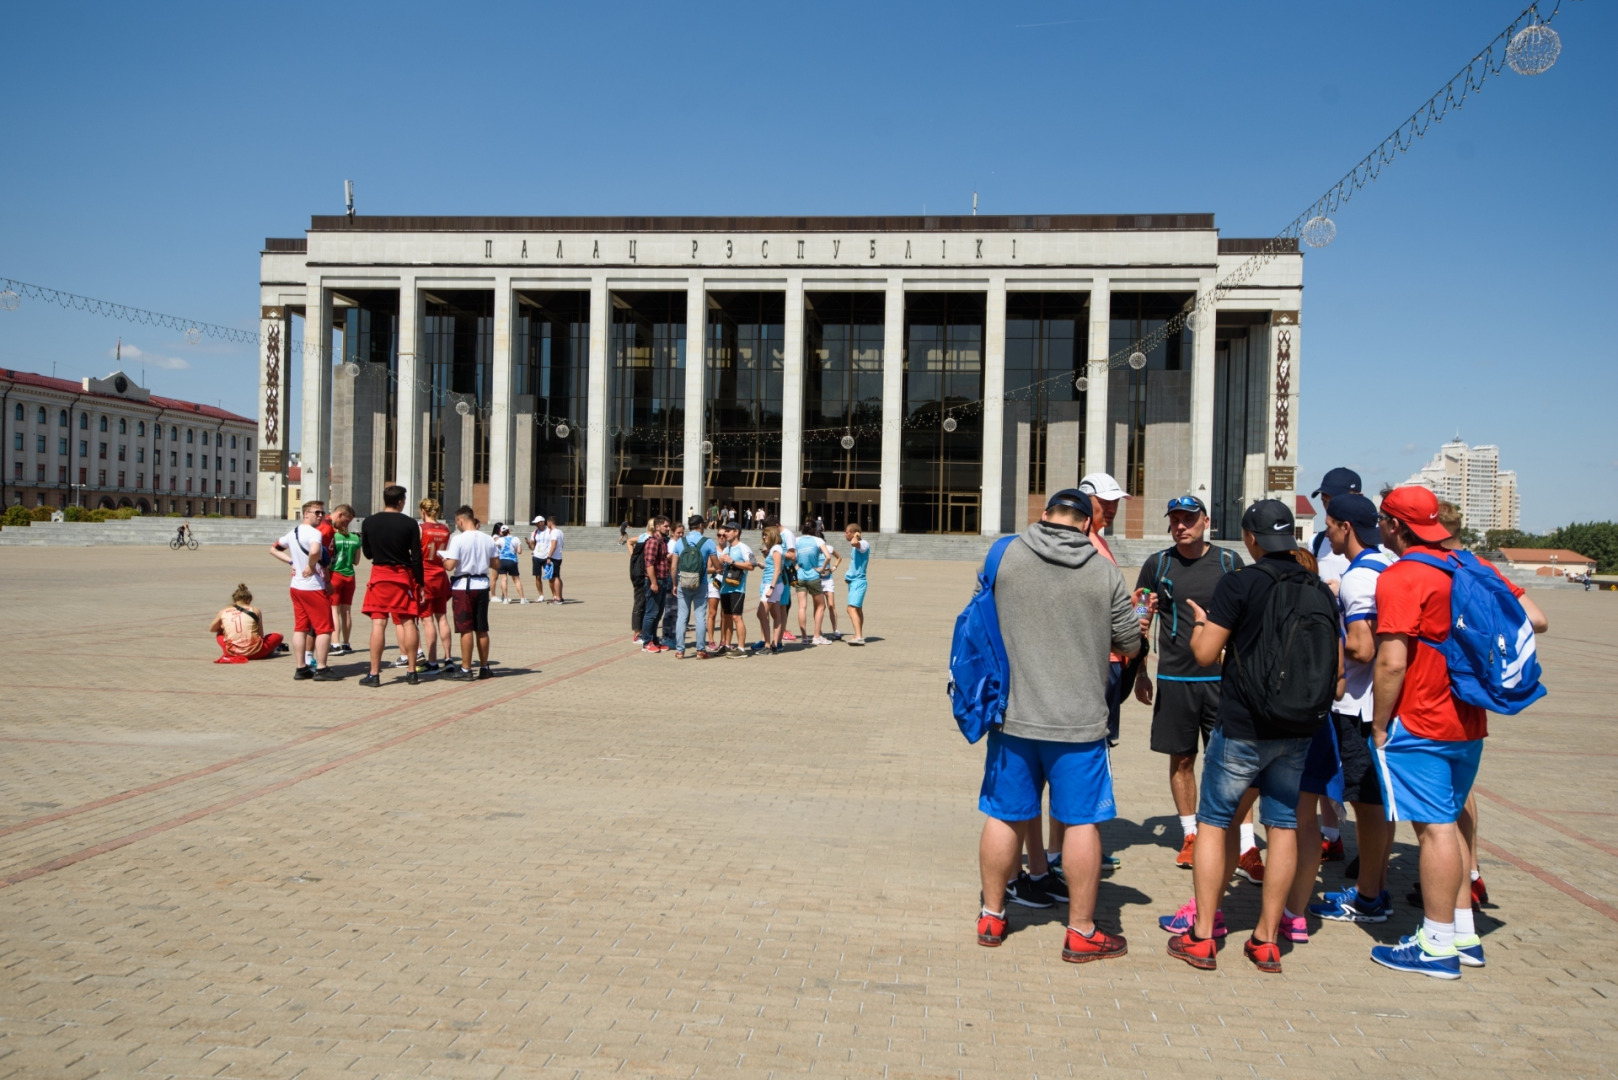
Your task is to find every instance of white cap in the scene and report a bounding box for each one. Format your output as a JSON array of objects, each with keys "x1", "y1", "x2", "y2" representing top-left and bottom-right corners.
[
  {"x1": 1079, "y1": 472, "x2": 1130, "y2": 500},
  {"x1": 531, "y1": 515, "x2": 545, "y2": 524}
]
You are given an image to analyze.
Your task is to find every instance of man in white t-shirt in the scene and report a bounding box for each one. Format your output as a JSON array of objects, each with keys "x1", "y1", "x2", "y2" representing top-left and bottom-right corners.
[
  {"x1": 1293, "y1": 493, "x2": 1394, "y2": 924},
  {"x1": 443, "y1": 505, "x2": 499, "y2": 680},
  {"x1": 270, "y1": 500, "x2": 340, "y2": 681},
  {"x1": 541, "y1": 520, "x2": 565, "y2": 603}
]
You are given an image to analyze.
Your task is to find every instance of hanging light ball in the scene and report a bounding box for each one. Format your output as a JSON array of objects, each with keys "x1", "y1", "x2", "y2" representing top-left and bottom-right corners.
[
  {"x1": 184, "y1": 326, "x2": 203, "y2": 346},
  {"x1": 840, "y1": 434, "x2": 856, "y2": 450},
  {"x1": 700, "y1": 439, "x2": 713, "y2": 455},
  {"x1": 1183, "y1": 308, "x2": 1204, "y2": 333},
  {"x1": 0, "y1": 289, "x2": 19, "y2": 311},
  {"x1": 554, "y1": 423, "x2": 570, "y2": 439},
  {"x1": 1301, "y1": 215, "x2": 1337, "y2": 249},
  {"x1": 342, "y1": 361, "x2": 361, "y2": 378},
  {"x1": 1127, "y1": 351, "x2": 1148, "y2": 370},
  {"x1": 942, "y1": 416, "x2": 958, "y2": 433},
  {"x1": 454, "y1": 399, "x2": 472, "y2": 417},
  {"x1": 1507, "y1": 21, "x2": 1561, "y2": 75},
  {"x1": 1075, "y1": 375, "x2": 1090, "y2": 393}
]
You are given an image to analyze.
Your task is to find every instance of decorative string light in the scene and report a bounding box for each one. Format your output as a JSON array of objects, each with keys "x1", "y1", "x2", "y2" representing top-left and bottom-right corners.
[
  {"x1": 1507, "y1": 17, "x2": 1561, "y2": 74},
  {"x1": 840, "y1": 434, "x2": 856, "y2": 450},
  {"x1": 1301, "y1": 216, "x2": 1337, "y2": 249}
]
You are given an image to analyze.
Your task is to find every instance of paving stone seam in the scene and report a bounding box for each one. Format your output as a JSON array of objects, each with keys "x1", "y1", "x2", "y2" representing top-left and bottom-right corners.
[{"x1": 1474, "y1": 786, "x2": 1618, "y2": 860}]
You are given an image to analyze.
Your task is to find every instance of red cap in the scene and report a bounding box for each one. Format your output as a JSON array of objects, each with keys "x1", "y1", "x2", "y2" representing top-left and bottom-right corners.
[{"x1": 1380, "y1": 485, "x2": 1451, "y2": 543}]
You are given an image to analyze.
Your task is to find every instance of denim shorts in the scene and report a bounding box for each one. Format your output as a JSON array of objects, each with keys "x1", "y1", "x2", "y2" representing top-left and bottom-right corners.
[
  {"x1": 1198, "y1": 728, "x2": 1313, "y2": 830},
  {"x1": 979, "y1": 729, "x2": 1116, "y2": 826}
]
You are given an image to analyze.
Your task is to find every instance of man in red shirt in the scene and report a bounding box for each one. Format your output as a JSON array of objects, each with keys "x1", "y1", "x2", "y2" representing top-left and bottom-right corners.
[
  {"x1": 418, "y1": 498, "x2": 454, "y2": 672},
  {"x1": 1369, "y1": 485, "x2": 1547, "y2": 978}
]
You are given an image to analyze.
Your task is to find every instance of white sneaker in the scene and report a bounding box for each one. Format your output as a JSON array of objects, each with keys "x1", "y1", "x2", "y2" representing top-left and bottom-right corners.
[
  {"x1": 848, "y1": 637, "x2": 866, "y2": 646},
  {"x1": 811, "y1": 636, "x2": 830, "y2": 645},
  {"x1": 392, "y1": 654, "x2": 410, "y2": 668}
]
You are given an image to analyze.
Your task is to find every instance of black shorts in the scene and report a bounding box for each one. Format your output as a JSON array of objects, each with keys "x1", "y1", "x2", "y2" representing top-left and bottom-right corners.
[
  {"x1": 452, "y1": 588, "x2": 491, "y2": 634},
  {"x1": 1149, "y1": 678, "x2": 1222, "y2": 757},
  {"x1": 719, "y1": 592, "x2": 745, "y2": 616},
  {"x1": 532, "y1": 556, "x2": 545, "y2": 578},
  {"x1": 1333, "y1": 709, "x2": 1383, "y2": 805}
]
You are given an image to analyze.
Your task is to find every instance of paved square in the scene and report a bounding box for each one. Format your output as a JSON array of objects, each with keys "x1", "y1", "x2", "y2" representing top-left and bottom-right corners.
[{"x1": 1, "y1": 547, "x2": 1615, "y2": 1078}]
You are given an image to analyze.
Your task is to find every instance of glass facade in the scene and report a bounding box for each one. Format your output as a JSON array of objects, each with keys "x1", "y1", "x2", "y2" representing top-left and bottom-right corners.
[
  {"x1": 1109, "y1": 292, "x2": 1192, "y2": 497},
  {"x1": 803, "y1": 292, "x2": 884, "y2": 532},
  {"x1": 422, "y1": 291, "x2": 494, "y2": 509},
  {"x1": 1005, "y1": 292, "x2": 1088, "y2": 499},
  {"x1": 610, "y1": 291, "x2": 686, "y2": 526},
  {"x1": 517, "y1": 291, "x2": 589, "y2": 526},
  {"x1": 902, "y1": 293, "x2": 984, "y2": 534},
  {"x1": 704, "y1": 291, "x2": 784, "y2": 518},
  {"x1": 1211, "y1": 314, "x2": 1269, "y2": 540}
]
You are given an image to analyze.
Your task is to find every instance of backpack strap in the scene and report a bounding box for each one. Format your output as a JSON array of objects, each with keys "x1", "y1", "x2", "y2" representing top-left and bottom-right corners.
[
  {"x1": 1400, "y1": 551, "x2": 1454, "y2": 575},
  {"x1": 981, "y1": 535, "x2": 1017, "y2": 591}
]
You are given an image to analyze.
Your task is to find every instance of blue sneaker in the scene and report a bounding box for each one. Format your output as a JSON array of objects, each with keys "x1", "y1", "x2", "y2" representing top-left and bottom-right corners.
[
  {"x1": 1310, "y1": 890, "x2": 1391, "y2": 923},
  {"x1": 1370, "y1": 927, "x2": 1461, "y2": 980},
  {"x1": 1102, "y1": 854, "x2": 1122, "y2": 873},
  {"x1": 1455, "y1": 934, "x2": 1486, "y2": 968}
]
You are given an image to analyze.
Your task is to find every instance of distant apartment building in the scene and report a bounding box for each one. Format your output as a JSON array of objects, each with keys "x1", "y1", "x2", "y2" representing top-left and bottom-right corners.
[{"x1": 1406, "y1": 437, "x2": 1520, "y2": 533}]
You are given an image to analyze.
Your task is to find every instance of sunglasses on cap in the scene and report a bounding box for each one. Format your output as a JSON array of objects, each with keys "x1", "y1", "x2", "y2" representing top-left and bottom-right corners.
[{"x1": 1164, "y1": 496, "x2": 1204, "y2": 515}]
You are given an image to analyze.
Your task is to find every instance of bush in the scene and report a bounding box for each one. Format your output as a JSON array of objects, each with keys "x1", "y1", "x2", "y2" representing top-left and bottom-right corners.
[
  {"x1": 2, "y1": 505, "x2": 33, "y2": 527},
  {"x1": 113, "y1": 507, "x2": 138, "y2": 520},
  {"x1": 62, "y1": 505, "x2": 90, "y2": 522},
  {"x1": 29, "y1": 506, "x2": 54, "y2": 521}
]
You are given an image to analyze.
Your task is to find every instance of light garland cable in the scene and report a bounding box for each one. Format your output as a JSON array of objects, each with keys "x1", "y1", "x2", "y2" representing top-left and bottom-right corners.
[{"x1": 0, "y1": 276, "x2": 256, "y2": 346}]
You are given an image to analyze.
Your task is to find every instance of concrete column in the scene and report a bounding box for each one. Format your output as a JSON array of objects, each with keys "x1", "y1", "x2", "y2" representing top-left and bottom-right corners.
[
  {"x1": 1266, "y1": 310, "x2": 1301, "y2": 502},
  {"x1": 395, "y1": 278, "x2": 422, "y2": 500},
  {"x1": 780, "y1": 276, "x2": 806, "y2": 527},
  {"x1": 301, "y1": 282, "x2": 332, "y2": 503},
  {"x1": 584, "y1": 275, "x2": 609, "y2": 526},
  {"x1": 1083, "y1": 279, "x2": 1110, "y2": 484},
  {"x1": 980, "y1": 276, "x2": 1007, "y2": 535},
  {"x1": 255, "y1": 306, "x2": 291, "y2": 519},
  {"x1": 879, "y1": 279, "x2": 904, "y2": 533},
  {"x1": 682, "y1": 278, "x2": 707, "y2": 520},
  {"x1": 1187, "y1": 280, "x2": 1217, "y2": 503},
  {"x1": 488, "y1": 276, "x2": 516, "y2": 524}
]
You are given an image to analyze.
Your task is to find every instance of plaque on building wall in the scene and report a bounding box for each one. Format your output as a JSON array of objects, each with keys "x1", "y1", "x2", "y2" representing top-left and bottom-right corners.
[
  {"x1": 258, "y1": 450, "x2": 284, "y2": 473},
  {"x1": 1266, "y1": 466, "x2": 1296, "y2": 491}
]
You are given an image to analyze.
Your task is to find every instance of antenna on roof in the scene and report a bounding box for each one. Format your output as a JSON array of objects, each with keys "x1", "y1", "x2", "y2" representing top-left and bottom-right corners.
[
  {"x1": 116, "y1": 337, "x2": 121, "y2": 364},
  {"x1": 972, "y1": 190, "x2": 978, "y2": 216},
  {"x1": 345, "y1": 180, "x2": 355, "y2": 218}
]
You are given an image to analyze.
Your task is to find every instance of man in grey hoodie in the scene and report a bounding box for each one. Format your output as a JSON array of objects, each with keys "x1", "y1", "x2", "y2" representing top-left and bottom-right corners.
[{"x1": 976, "y1": 489, "x2": 1142, "y2": 962}]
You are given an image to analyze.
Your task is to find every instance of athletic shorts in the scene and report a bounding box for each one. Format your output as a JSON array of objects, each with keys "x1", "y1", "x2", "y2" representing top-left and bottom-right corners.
[
  {"x1": 845, "y1": 578, "x2": 867, "y2": 608},
  {"x1": 289, "y1": 588, "x2": 335, "y2": 636},
  {"x1": 452, "y1": 588, "x2": 491, "y2": 634},
  {"x1": 532, "y1": 556, "x2": 545, "y2": 579},
  {"x1": 327, "y1": 572, "x2": 356, "y2": 606},
  {"x1": 762, "y1": 581, "x2": 785, "y2": 605},
  {"x1": 498, "y1": 559, "x2": 519, "y2": 577},
  {"x1": 1197, "y1": 728, "x2": 1312, "y2": 830},
  {"x1": 421, "y1": 572, "x2": 451, "y2": 617},
  {"x1": 978, "y1": 729, "x2": 1116, "y2": 826},
  {"x1": 1149, "y1": 678, "x2": 1221, "y2": 757},
  {"x1": 1334, "y1": 710, "x2": 1382, "y2": 804},
  {"x1": 1375, "y1": 718, "x2": 1482, "y2": 825},
  {"x1": 719, "y1": 592, "x2": 745, "y2": 616},
  {"x1": 362, "y1": 565, "x2": 419, "y2": 624}
]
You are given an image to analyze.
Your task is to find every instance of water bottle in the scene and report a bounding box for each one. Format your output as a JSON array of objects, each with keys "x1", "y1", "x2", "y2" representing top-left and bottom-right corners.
[{"x1": 1135, "y1": 589, "x2": 1153, "y2": 619}]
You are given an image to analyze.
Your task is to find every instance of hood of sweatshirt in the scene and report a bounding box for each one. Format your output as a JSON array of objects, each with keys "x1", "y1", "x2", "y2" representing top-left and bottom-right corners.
[{"x1": 1019, "y1": 521, "x2": 1098, "y2": 570}]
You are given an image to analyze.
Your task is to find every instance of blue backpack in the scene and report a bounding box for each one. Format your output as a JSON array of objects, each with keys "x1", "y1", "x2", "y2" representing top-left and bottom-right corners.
[
  {"x1": 1401, "y1": 550, "x2": 1546, "y2": 715},
  {"x1": 948, "y1": 536, "x2": 1018, "y2": 743}
]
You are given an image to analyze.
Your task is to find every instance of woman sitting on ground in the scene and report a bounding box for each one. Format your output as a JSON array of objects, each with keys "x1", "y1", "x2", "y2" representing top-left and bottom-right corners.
[{"x1": 209, "y1": 583, "x2": 285, "y2": 663}]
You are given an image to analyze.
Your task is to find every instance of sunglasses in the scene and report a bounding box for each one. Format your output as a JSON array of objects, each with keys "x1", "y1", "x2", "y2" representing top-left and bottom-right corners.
[{"x1": 1165, "y1": 497, "x2": 1203, "y2": 514}]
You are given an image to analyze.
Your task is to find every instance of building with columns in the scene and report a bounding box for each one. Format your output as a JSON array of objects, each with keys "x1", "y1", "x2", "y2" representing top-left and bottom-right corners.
[{"x1": 257, "y1": 215, "x2": 1303, "y2": 538}]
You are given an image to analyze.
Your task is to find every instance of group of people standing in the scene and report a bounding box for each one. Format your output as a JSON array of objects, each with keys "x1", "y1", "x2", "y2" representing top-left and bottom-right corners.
[
  {"x1": 624, "y1": 512, "x2": 871, "y2": 657},
  {"x1": 973, "y1": 468, "x2": 1547, "y2": 980}
]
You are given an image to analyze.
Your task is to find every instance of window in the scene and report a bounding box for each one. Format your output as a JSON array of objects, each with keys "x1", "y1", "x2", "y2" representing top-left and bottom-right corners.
[
  {"x1": 79, "y1": 413, "x2": 88, "y2": 430},
  {"x1": 78, "y1": 467, "x2": 87, "y2": 484},
  {"x1": 12, "y1": 462, "x2": 20, "y2": 479},
  {"x1": 185, "y1": 453, "x2": 193, "y2": 468},
  {"x1": 58, "y1": 410, "x2": 67, "y2": 427},
  {"x1": 201, "y1": 454, "x2": 208, "y2": 469},
  {"x1": 230, "y1": 435, "x2": 237, "y2": 449},
  {"x1": 169, "y1": 451, "x2": 177, "y2": 466},
  {"x1": 245, "y1": 481, "x2": 251, "y2": 496},
  {"x1": 229, "y1": 480, "x2": 236, "y2": 494},
  {"x1": 98, "y1": 469, "x2": 106, "y2": 485},
  {"x1": 138, "y1": 420, "x2": 146, "y2": 437},
  {"x1": 58, "y1": 466, "x2": 66, "y2": 482},
  {"x1": 117, "y1": 446, "x2": 126, "y2": 461},
  {"x1": 36, "y1": 406, "x2": 46, "y2": 424},
  {"x1": 36, "y1": 435, "x2": 45, "y2": 453},
  {"x1": 79, "y1": 440, "x2": 88, "y2": 457},
  {"x1": 156, "y1": 425, "x2": 163, "y2": 440},
  {"x1": 58, "y1": 438, "x2": 66, "y2": 455},
  {"x1": 185, "y1": 478, "x2": 192, "y2": 492},
  {"x1": 118, "y1": 471, "x2": 125, "y2": 487},
  {"x1": 247, "y1": 437, "x2": 252, "y2": 451},
  {"x1": 186, "y1": 429, "x2": 193, "y2": 444},
  {"x1": 201, "y1": 478, "x2": 208, "y2": 493},
  {"x1": 99, "y1": 416, "x2": 108, "y2": 432},
  {"x1": 137, "y1": 472, "x2": 144, "y2": 488},
  {"x1": 99, "y1": 443, "x2": 107, "y2": 459},
  {"x1": 12, "y1": 403, "x2": 21, "y2": 421},
  {"x1": 11, "y1": 432, "x2": 20, "y2": 451},
  {"x1": 229, "y1": 457, "x2": 236, "y2": 472},
  {"x1": 137, "y1": 447, "x2": 144, "y2": 463},
  {"x1": 36, "y1": 463, "x2": 45, "y2": 482},
  {"x1": 170, "y1": 426, "x2": 177, "y2": 441},
  {"x1": 118, "y1": 418, "x2": 127, "y2": 434},
  {"x1": 169, "y1": 476, "x2": 175, "y2": 491}
]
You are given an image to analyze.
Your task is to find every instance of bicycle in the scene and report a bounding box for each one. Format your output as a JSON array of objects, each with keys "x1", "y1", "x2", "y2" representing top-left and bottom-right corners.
[{"x1": 170, "y1": 534, "x2": 199, "y2": 551}]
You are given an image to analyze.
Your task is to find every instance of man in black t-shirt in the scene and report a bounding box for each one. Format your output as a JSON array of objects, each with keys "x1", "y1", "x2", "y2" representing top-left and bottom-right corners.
[{"x1": 1134, "y1": 496, "x2": 1244, "y2": 871}]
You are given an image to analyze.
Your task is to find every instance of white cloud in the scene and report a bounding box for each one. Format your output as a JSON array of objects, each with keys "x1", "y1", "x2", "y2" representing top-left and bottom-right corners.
[
  {"x1": 1401, "y1": 442, "x2": 1417, "y2": 454},
  {"x1": 148, "y1": 355, "x2": 190, "y2": 370},
  {"x1": 106, "y1": 342, "x2": 189, "y2": 370}
]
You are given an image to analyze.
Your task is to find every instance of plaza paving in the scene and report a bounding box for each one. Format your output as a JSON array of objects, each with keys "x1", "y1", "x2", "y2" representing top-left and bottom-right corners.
[{"x1": 0, "y1": 545, "x2": 1615, "y2": 1079}]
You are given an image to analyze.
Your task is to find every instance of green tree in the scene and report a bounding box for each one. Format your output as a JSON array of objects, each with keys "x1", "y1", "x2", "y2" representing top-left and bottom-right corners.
[
  {"x1": 1545, "y1": 522, "x2": 1618, "y2": 574},
  {"x1": 1484, "y1": 528, "x2": 1537, "y2": 550}
]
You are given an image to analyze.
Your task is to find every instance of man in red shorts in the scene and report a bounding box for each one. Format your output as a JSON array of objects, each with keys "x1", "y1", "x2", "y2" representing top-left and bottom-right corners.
[
  {"x1": 271, "y1": 500, "x2": 341, "y2": 681},
  {"x1": 359, "y1": 484, "x2": 425, "y2": 687},
  {"x1": 418, "y1": 497, "x2": 454, "y2": 673},
  {"x1": 319, "y1": 503, "x2": 362, "y2": 654}
]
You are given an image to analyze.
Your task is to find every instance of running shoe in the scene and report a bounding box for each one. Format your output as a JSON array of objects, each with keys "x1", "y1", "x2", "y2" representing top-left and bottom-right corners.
[
  {"x1": 632, "y1": 635, "x2": 642, "y2": 645},
  {"x1": 1322, "y1": 836, "x2": 1346, "y2": 862},
  {"x1": 1062, "y1": 926, "x2": 1127, "y2": 963},
  {"x1": 848, "y1": 637, "x2": 865, "y2": 646},
  {"x1": 1244, "y1": 936, "x2": 1283, "y2": 973},
  {"x1": 1103, "y1": 853, "x2": 1122, "y2": 872},
  {"x1": 392, "y1": 654, "x2": 410, "y2": 668},
  {"x1": 1279, "y1": 912, "x2": 1308, "y2": 943},
  {"x1": 1166, "y1": 932, "x2": 1218, "y2": 970},
  {"x1": 274, "y1": 642, "x2": 291, "y2": 654},
  {"x1": 812, "y1": 636, "x2": 831, "y2": 645},
  {"x1": 783, "y1": 632, "x2": 798, "y2": 642},
  {"x1": 1455, "y1": 933, "x2": 1486, "y2": 968},
  {"x1": 1175, "y1": 833, "x2": 1196, "y2": 869},
  {"x1": 1472, "y1": 875, "x2": 1489, "y2": 906},
  {"x1": 452, "y1": 668, "x2": 475, "y2": 681},
  {"x1": 311, "y1": 667, "x2": 342, "y2": 682},
  {"x1": 1236, "y1": 847, "x2": 1265, "y2": 885},
  {"x1": 294, "y1": 666, "x2": 314, "y2": 681},
  {"x1": 642, "y1": 643, "x2": 663, "y2": 653},
  {"x1": 358, "y1": 673, "x2": 381, "y2": 688},
  {"x1": 1003, "y1": 871, "x2": 1055, "y2": 909},
  {"x1": 727, "y1": 645, "x2": 744, "y2": 657},
  {"x1": 1370, "y1": 927, "x2": 1462, "y2": 980},
  {"x1": 977, "y1": 911, "x2": 1007, "y2": 947},
  {"x1": 1158, "y1": 899, "x2": 1227, "y2": 938},
  {"x1": 1310, "y1": 890, "x2": 1391, "y2": 923},
  {"x1": 405, "y1": 670, "x2": 419, "y2": 686},
  {"x1": 1042, "y1": 870, "x2": 1069, "y2": 903},
  {"x1": 478, "y1": 666, "x2": 492, "y2": 680},
  {"x1": 673, "y1": 650, "x2": 685, "y2": 659}
]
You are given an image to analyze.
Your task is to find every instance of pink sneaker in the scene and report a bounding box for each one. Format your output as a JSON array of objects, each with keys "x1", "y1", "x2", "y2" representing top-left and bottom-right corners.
[
  {"x1": 1280, "y1": 911, "x2": 1309, "y2": 943},
  {"x1": 1157, "y1": 898, "x2": 1228, "y2": 938}
]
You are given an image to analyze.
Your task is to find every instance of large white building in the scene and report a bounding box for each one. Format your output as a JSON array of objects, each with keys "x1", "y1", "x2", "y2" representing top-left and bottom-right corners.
[
  {"x1": 1, "y1": 367, "x2": 258, "y2": 516},
  {"x1": 257, "y1": 214, "x2": 1304, "y2": 537},
  {"x1": 1406, "y1": 437, "x2": 1520, "y2": 533}
]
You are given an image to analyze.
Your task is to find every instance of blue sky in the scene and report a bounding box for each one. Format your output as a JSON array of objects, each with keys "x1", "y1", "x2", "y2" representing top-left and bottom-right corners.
[{"x1": 2, "y1": 1, "x2": 1612, "y2": 530}]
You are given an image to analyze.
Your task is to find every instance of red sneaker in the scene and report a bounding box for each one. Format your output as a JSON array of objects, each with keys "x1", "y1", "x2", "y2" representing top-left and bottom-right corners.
[
  {"x1": 1471, "y1": 874, "x2": 1489, "y2": 906},
  {"x1": 1175, "y1": 833, "x2": 1196, "y2": 869},
  {"x1": 977, "y1": 911, "x2": 1007, "y2": 947},
  {"x1": 1244, "y1": 936, "x2": 1282, "y2": 973},
  {"x1": 1061, "y1": 926, "x2": 1127, "y2": 963},
  {"x1": 1236, "y1": 847, "x2": 1265, "y2": 885},
  {"x1": 1321, "y1": 837, "x2": 1346, "y2": 862},
  {"x1": 1167, "y1": 931, "x2": 1217, "y2": 970}
]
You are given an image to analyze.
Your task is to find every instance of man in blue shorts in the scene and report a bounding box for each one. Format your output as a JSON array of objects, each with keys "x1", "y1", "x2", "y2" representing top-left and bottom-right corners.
[{"x1": 975, "y1": 489, "x2": 1139, "y2": 963}]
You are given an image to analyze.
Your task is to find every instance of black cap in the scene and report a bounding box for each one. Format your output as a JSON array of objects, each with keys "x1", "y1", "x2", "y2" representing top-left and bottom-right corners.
[
  {"x1": 1164, "y1": 494, "x2": 1207, "y2": 517},
  {"x1": 1325, "y1": 492, "x2": 1382, "y2": 548},
  {"x1": 1046, "y1": 488, "x2": 1094, "y2": 518},
  {"x1": 1312, "y1": 467, "x2": 1362, "y2": 499},
  {"x1": 1240, "y1": 499, "x2": 1298, "y2": 552}
]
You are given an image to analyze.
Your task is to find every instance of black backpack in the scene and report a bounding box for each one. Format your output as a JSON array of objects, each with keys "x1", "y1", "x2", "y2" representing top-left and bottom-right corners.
[
  {"x1": 1228, "y1": 560, "x2": 1339, "y2": 736},
  {"x1": 628, "y1": 536, "x2": 647, "y2": 583}
]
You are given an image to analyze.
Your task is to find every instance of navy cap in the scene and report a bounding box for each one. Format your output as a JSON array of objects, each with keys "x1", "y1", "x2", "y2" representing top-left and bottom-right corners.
[
  {"x1": 1325, "y1": 492, "x2": 1381, "y2": 547},
  {"x1": 1046, "y1": 488, "x2": 1094, "y2": 518},
  {"x1": 1241, "y1": 499, "x2": 1298, "y2": 552},
  {"x1": 1312, "y1": 467, "x2": 1362, "y2": 499}
]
